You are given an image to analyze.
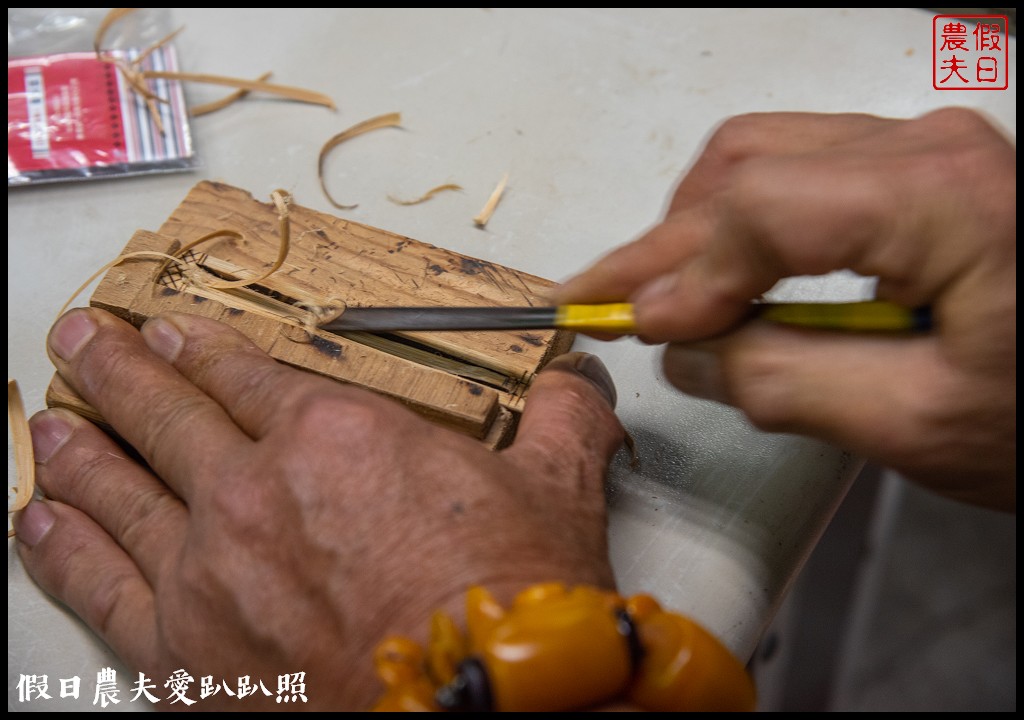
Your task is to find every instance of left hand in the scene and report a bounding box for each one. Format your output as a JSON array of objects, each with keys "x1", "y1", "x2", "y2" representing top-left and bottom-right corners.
[{"x1": 14, "y1": 308, "x2": 624, "y2": 710}]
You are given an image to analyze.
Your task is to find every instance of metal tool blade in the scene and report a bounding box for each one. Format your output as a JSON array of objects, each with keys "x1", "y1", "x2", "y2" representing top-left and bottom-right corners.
[{"x1": 318, "y1": 306, "x2": 559, "y2": 333}]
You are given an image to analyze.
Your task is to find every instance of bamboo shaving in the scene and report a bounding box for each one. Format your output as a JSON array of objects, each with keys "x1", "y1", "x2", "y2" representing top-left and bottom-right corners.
[
  {"x1": 8, "y1": 379, "x2": 35, "y2": 538},
  {"x1": 149, "y1": 230, "x2": 242, "y2": 293},
  {"x1": 191, "y1": 72, "x2": 272, "y2": 116},
  {"x1": 53, "y1": 188, "x2": 331, "y2": 355},
  {"x1": 93, "y1": 8, "x2": 141, "y2": 54},
  {"x1": 133, "y1": 26, "x2": 186, "y2": 66},
  {"x1": 387, "y1": 184, "x2": 463, "y2": 206},
  {"x1": 94, "y1": 8, "x2": 335, "y2": 129},
  {"x1": 473, "y1": 173, "x2": 509, "y2": 228},
  {"x1": 143, "y1": 71, "x2": 334, "y2": 109},
  {"x1": 108, "y1": 59, "x2": 169, "y2": 133},
  {"x1": 57, "y1": 251, "x2": 196, "y2": 319},
  {"x1": 318, "y1": 112, "x2": 403, "y2": 210},
  {"x1": 291, "y1": 300, "x2": 347, "y2": 340},
  {"x1": 95, "y1": 11, "x2": 181, "y2": 133},
  {"x1": 171, "y1": 190, "x2": 292, "y2": 290},
  {"x1": 57, "y1": 192, "x2": 293, "y2": 322}
]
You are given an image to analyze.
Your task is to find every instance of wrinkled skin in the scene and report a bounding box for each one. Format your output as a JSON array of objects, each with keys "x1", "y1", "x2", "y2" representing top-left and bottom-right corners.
[
  {"x1": 15, "y1": 309, "x2": 624, "y2": 710},
  {"x1": 14, "y1": 107, "x2": 1014, "y2": 713},
  {"x1": 557, "y1": 108, "x2": 1015, "y2": 511}
]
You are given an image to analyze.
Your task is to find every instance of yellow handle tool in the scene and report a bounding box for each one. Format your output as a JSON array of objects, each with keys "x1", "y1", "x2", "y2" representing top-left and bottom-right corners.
[{"x1": 318, "y1": 300, "x2": 930, "y2": 335}]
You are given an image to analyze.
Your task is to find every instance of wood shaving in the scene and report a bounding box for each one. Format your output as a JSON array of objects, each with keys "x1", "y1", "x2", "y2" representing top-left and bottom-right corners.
[
  {"x1": 473, "y1": 173, "x2": 509, "y2": 228},
  {"x1": 387, "y1": 184, "x2": 463, "y2": 206},
  {"x1": 8, "y1": 379, "x2": 35, "y2": 537},
  {"x1": 318, "y1": 112, "x2": 403, "y2": 210}
]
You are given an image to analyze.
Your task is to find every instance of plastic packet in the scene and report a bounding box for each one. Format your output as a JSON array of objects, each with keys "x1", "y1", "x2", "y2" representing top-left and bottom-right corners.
[{"x1": 8, "y1": 8, "x2": 198, "y2": 186}]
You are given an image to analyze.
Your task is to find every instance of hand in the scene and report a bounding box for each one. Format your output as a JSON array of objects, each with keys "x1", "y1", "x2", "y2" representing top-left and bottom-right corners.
[
  {"x1": 556, "y1": 108, "x2": 1015, "y2": 511},
  {"x1": 14, "y1": 308, "x2": 624, "y2": 710}
]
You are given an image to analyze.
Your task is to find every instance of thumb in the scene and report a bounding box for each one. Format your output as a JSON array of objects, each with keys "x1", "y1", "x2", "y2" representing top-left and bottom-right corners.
[{"x1": 507, "y1": 352, "x2": 625, "y2": 481}]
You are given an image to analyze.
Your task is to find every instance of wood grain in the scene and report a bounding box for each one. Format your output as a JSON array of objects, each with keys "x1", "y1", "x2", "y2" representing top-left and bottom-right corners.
[{"x1": 47, "y1": 181, "x2": 573, "y2": 449}]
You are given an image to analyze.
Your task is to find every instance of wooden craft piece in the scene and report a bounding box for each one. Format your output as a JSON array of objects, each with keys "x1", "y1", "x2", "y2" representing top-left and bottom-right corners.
[{"x1": 45, "y1": 181, "x2": 574, "y2": 449}]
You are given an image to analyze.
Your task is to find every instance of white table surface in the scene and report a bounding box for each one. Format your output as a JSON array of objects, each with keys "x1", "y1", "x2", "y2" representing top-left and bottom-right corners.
[{"x1": 8, "y1": 8, "x2": 1016, "y2": 711}]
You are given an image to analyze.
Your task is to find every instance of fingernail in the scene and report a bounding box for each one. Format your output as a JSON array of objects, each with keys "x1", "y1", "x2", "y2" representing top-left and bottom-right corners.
[
  {"x1": 661, "y1": 344, "x2": 729, "y2": 404},
  {"x1": 631, "y1": 273, "x2": 678, "y2": 308},
  {"x1": 14, "y1": 500, "x2": 56, "y2": 548},
  {"x1": 548, "y1": 352, "x2": 618, "y2": 409},
  {"x1": 50, "y1": 310, "x2": 97, "y2": 361},
  {"x1": 141, "y1": 317, "x2": 184, "y2": 362},
  {"x1": 29, "y1": 410, "x2": 75, "y2": 464}
]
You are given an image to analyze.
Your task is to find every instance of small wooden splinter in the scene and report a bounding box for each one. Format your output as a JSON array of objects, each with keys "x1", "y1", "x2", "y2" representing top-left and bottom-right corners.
[
  {"x1": 8, "y1": 379, "x2": 35, "y2": 538},
  {"x1": 474, "y1": 173, "x2": 509, "y2": 228}
]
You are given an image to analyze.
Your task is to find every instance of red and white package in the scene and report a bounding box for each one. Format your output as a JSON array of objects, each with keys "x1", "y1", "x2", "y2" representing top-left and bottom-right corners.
[{"x1": 8, "y1": 45, "x2": 197, "y2": 186}]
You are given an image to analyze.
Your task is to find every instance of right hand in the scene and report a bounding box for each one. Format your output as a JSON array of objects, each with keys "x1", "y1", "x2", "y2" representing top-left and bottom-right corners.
[{"x1": 556, "y1": 108, "x2": 1015, "y2": 511}]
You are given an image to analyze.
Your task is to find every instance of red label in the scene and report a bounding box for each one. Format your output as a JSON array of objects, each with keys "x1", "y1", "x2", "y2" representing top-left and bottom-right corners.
[
  {"x1": 933, "y1": 15, "x2": 1009, "y2": 90},
  {"x1": 8, "y1": 52, "x2": 131, "y2": 172},
  {"x1": 8, "y1": 47, "x2": 193, "y2": 184}
]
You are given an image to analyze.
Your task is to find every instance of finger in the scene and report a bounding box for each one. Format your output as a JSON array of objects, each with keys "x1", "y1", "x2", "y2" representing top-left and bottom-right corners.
[
  {"x1": 29, "y1": 408, "x2": 187, "y2": 585},
  {"x1": 660, "y1": 323, "x2": 987, "y2": 484},
  {"x1": 666, "y1": 321, "x2": 1016, "y2": 510},
  {"x1": 552, "y1": 208, "x2": 711, "y2": 305},
  {"x1": 507, "y1": 352, "x2": 624, "y2": 484},
  {"x1": 14, "y1": 498, "x2": 160, "y2": 674},
  {"x1": 140, "y1": 312, "x2": 325, "y2": 439},
  {"x1": 636, "y1": 108, "x2": 1015, "y2": 343},
  {"x1": 47, "y1": 308, "x2": 251, "y2": 499},
  {"x1": 634, "y1": 146, "x2": 906, "y2": 342},
  {"x1": 667, "y1": 112, "x2": 895, "y2": 213},
  {"x1": 555, "y1": 113, "x2": 895, "y2": 305}
]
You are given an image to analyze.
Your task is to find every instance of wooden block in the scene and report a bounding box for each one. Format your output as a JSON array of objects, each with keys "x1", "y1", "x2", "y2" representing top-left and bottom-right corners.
[{"x1": 46, "y1": 181, "x2": 573, "y2": 449}]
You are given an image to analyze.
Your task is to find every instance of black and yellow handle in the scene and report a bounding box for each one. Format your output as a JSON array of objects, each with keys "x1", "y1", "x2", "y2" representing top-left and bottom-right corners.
[
  {"x1": 319, "y1": 301, "x2": 931, "y2": 335},
  {"x1": 553, "y1": 301, "x2": 931, "y2": 334}
]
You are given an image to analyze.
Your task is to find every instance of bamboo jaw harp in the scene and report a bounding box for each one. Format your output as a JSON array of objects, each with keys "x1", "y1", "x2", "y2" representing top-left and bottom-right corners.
[{"x1": 317, "y1": 301, "x2": 933, "y2": 336}]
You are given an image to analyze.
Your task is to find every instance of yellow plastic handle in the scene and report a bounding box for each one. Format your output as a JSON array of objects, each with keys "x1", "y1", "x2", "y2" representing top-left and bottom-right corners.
[
  {"x1": 552, "y1": 300, "x2": 929, "y2": 335},
  {"x1": 754, "y1": 301, "x2": 932, "y2": 331},
  {"x1": 554, "y1": 303, "x2": 637, "y2": 333}
]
